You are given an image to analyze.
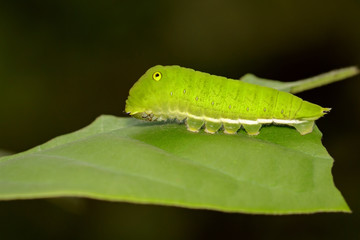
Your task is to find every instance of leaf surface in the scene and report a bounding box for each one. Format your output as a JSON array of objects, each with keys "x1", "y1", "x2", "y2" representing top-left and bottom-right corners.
[
  {"x1": 0, "y1": 70, "x2": 354, "y2": 214},
  {"x1": 0, "y1": 115, "x2": 349, "y2": 214}
]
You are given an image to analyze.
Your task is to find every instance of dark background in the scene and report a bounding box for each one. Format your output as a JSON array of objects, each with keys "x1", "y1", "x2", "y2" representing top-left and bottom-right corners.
[{"x1": 0, "y1": 0, "x2": 359, "y2": 239}]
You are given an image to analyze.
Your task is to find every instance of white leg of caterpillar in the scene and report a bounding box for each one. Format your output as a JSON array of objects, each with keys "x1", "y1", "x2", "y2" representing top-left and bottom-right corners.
[
  {"x1": 223, "y1": 123, "x2": 241, "y2": 134},
  {"x1": 293, "y1": 121, "x2": 314, "y2": 135},
  {"x1": 224, "y1": 130, "x2": 237, "y2": 135},
  {"x1": 243, "y1": 124, "x2": 262, "y2": 136},
  {"x1": 187, "y1": 127, "x2": 200, "y2": 133},
  {"x1": 205, "y1": 121, "x2": 222, "y2": 134},
  {"x1": 204, "y1": 128, "x2": 216, "y2": 134},
  {"x1": 186, "y1": 117, "x2": 204, "y2": 132}
]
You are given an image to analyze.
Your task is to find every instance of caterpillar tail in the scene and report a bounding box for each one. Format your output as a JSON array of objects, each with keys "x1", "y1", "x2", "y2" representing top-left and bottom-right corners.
[{"x1": 322, "y1": 108, "x2": 331, "y2": 114}]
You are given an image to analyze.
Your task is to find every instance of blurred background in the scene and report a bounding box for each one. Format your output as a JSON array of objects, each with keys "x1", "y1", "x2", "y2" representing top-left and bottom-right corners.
[{"x1": 0, "y1": 0, "x2": 359, "y2": 239}]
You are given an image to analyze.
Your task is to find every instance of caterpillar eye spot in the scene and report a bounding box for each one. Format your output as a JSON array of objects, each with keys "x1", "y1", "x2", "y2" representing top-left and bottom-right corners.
[{"x1": 152, "y1": 71, "x2": 162, "y2": 81}]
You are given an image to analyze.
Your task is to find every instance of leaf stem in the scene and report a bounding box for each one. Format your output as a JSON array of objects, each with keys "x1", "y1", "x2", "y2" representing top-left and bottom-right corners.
[{"x1": 289, "y1": 66, "x2": 359, "y2": 94}]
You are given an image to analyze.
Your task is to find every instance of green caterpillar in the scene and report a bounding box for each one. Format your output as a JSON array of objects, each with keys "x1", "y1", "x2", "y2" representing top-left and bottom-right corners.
[{"x1": 125, "y1": 65, "x2": 330, "y2": 135}]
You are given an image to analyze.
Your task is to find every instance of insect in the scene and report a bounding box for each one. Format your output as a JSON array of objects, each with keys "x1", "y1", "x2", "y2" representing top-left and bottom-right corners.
[{"x1": 125, "y1": 65, "x2": 330, "y2": 135}]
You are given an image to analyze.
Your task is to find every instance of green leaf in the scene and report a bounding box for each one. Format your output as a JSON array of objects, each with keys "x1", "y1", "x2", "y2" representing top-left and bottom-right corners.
[
  {"x1": 1, "y1": 67, "x2": 355, "y2": 214},
  {"x1": 0, "y1": 115, "x2": 350, "y2": 214},
  {"x1": 241, "y1": 66, "x2": 359, "y2": 93},
  {"x1": 0, "y1": 149, "x2": 12, "y2": 157}
]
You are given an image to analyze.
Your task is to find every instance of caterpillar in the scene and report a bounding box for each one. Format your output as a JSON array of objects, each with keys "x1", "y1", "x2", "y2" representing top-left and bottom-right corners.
[{"x1": 125, "y1": 65, "x2": 330, "y2": 135}]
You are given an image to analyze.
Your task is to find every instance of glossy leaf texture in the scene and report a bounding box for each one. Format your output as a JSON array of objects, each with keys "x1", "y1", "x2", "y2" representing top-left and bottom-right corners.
[{"x1": 0, "y1": 115, "x2": 350, "y2": 214}]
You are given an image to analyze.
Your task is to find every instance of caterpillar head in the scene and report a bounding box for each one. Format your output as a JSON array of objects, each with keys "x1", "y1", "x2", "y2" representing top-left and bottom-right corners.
[{"x1": 125, "y1": 65, "x2": 178, "y2": 119}]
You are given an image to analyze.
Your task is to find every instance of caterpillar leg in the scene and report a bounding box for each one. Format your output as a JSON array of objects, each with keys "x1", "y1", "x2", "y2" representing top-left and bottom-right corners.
[
  {"x1": 205, "y1": 121, "x2": 222, "y2": 134},
  {"x1": 243, "y1": 124, "x2": 262, "y2": 136},
  {"x1": 186, "y1": 117, "x2": 204, "y2": 132},
  {"x1": 223, "y1": 123, "x2": 241, "y2": 134},
  {"x1": 293, "y1": 121, "x2": 314, "y2": 135}
]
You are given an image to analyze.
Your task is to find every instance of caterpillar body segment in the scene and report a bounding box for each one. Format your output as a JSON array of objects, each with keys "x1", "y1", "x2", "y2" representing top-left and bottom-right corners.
[{"x1": 125, "y1": 65, "x2": 330, "y2": 135}]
